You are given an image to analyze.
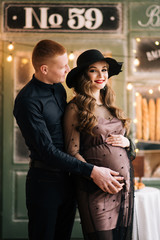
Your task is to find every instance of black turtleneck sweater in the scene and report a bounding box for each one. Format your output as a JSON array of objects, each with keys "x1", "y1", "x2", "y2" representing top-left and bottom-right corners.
[{"x1": 13, "y1": 75, "x2": 93, "y2": 176}]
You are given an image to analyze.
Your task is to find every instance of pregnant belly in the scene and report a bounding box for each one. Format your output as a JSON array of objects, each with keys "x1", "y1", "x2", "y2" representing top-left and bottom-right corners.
[{"x1": 82, "y1": 144, "x2": 130, "y2": 179}]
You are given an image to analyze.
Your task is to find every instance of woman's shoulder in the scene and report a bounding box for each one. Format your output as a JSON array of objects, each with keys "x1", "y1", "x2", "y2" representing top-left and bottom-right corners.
[{"x1": 66, "y1": 99, "x2": 79, "y2": 112}]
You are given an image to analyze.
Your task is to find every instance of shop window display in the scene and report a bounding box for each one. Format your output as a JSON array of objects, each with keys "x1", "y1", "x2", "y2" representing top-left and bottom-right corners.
[{"x1": 129, "y1": 38, "x2": 160, "y2": 181}]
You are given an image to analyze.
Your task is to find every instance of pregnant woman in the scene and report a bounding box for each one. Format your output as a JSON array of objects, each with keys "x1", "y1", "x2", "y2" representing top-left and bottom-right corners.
[{"x1": 64, "y1": 49, "x2": 135, "y2": 240}]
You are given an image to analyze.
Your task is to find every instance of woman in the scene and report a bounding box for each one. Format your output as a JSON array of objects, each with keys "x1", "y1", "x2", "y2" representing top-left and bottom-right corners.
[{"x1": 64, "y1": 49, "x2": 135, "y2": 240}]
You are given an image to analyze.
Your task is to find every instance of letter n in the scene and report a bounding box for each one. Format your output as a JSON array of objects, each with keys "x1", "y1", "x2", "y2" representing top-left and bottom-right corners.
[{"x1": 24, "y1": 7, "x2": 49, "y2": 29}]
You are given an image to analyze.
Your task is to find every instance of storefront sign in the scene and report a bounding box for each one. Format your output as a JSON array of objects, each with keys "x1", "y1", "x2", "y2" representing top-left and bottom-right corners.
[
  {"x1": 135, "y1": 38, "x2": 160, "y2": 72},
  {"x1": 3, "y1": 3, "x2": 122, "y2": 33},
  {"x1": 138, "y1": 5, "x2": 160, "y2": 28},
  {"x1": 130, "y1": 4, "x2": 160, "y2": 30}
]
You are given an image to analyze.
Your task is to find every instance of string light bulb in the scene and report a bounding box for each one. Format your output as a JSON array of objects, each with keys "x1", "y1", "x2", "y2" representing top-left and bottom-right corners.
[
  {"x1": 8, "y1": 42, "x2": 14, "y2": 51},
  {"x1": 127, "y1": 83, "x2": 133, "y2": 90},
  {"x1": 133, "y1": 118, "x2": 138, "y2": 124},
  {"x1": 135, "y1": 148, "x2": 139, "y2": 153},
  {"x1": 134, "y1": 57, "x2": 140, "y2": 66},
  {"x1": 133, "y1": 102, "x2": 136, "y2": 107},
  {"x1": 149, "y1": 89, "x2": 153, "y2": 94},
  {"x1": 155, "y1": 41, "x2": 159, "y2": 46},
  {"x1": 21, "y1": 58, "x2": 29, "y2": 64},
  {"x1": 68, "y1": 52, "x2": 75, "y2": 61},
  {"x1": 7, "y1": 54, "x2": 13, "y2": 62},
  {"x1": 136, "y1": 38, "x2": 141, "y2": 42}
]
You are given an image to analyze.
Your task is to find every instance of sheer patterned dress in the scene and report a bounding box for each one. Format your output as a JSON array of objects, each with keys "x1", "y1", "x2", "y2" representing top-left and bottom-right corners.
[{"x1": 63, "y1": 102, "x2": 134, "y2": 240}]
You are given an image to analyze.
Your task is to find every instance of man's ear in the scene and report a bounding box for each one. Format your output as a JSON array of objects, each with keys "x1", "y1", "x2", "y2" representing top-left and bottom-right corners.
[{"x1": 40, "y1": 65, "x2": 48, "y2": 75}]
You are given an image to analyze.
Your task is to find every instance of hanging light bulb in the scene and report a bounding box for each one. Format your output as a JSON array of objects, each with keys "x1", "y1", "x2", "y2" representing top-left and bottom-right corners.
[
  {"x1": 155, "y1": 41, "x2": 159, "y2": 46},
  {"x1": 136, "y1": 38, "x2": 141, "y2": 42},
  {"x1": 21, "y1": 58, "x2": 29, "y2": 64},
  {"x1": 133, "y1": 102, "x2": 136, "y2": 107},
  {"x1": 133, "y1": 118, "x2": 138, "y2": 124},
  {"x1": 7, "y1": 54, "x2": 13, "y2": 62},
  {"x1": 135, "y1": 139, "x2": 139, "y2": 144},
  {"x1": 68, "y1": 52, "x2": 75, "y2": 61},
  {"x1": 134, "y1": 57, "x2": 140, "y2": 66},
  {"x1": 8, "y1": 42, "x2": 14, "y2": 51},
  {"x1": 127, "y1": 83, "x2": 133, "y2": 90},
  {"x1": 149, "y1": 89, "x2": 153, "y2": 94}
]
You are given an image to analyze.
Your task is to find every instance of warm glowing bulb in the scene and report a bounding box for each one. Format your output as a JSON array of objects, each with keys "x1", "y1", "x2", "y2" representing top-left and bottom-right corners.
[
  {"x1": 133, "y1": 118, "x2": 138, "y2": 124},
  {"x1": 7, "y1": 55, "x2": 13, "y2": 62},
  {"x1": 133, "y1": 102, "x2": 136, "y2": 107},
  {"x1": 135, "y1": 139, "x2": 139, "y2": 143},
  {"x1": 21, "y1": 58, "x2": 29, "y2": 64},
  {"x1": 135, "y1": 148, "x2": 139, "y2": 153},
  {"x1": 135, "y1": 92, "x2": 139, "y2": 97},
  {"x1": 158, "y1": 86, "x2": 160, "y2": 91},
  {"x1": 149, "y1": 89, "x2": 153, "y2": 94},
  {"x1": 8, "y1": 42, "x2": 14, "y2": 51},
  {"x1": 136, "y1": 38, "x2": 141, "y2": 42},
  {"x1": 68, "y1": 52, "x2": 75, "y2": 61},
  {"x1": 134, "y1": 57, "x2": 140, "y2": 66},
  {"x1": 127, "y1": 83, "x2": 133, "y2": 90},
  {"x1": 155, "y1": 41, "x2": 159, "y2": 46}
]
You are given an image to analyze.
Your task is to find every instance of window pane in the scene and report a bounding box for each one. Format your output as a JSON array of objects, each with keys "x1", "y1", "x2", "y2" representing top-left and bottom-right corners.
[
  {"x1": 14, "y1": 126, "x2": 30, "y2": 163},
  {"x1": 13, "y1": 52, "x2": 33, "y2": 163}
]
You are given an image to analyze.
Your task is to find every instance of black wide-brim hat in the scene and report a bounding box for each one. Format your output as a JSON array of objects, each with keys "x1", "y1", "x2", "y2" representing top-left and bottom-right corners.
[{"x1": 66, "y1": 49, "x2": 123, "y2": 88}]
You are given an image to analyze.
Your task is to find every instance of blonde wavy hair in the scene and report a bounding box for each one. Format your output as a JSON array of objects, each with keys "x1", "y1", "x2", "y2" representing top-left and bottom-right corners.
[{"x1": 72, "y1": 72, "x2": 130, "y2": 135}]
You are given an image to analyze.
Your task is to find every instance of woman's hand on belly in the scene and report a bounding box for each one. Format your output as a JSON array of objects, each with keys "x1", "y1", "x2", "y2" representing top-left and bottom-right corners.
[{"x1": 106, "y1": 134, "x2": 130, "y2": 148}]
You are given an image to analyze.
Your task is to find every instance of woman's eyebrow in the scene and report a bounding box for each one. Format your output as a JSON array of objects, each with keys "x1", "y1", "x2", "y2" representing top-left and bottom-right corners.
[
  {"x1": 89, "y1": 65, "x2": 108, "y2": 69},
  {"x1": 88, "y1": 65, "x2": 96, "y2": 69}
]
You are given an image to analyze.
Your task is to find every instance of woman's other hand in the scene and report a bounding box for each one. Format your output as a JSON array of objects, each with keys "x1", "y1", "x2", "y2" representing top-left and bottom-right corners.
[{"x1": 106, "y1": 134, "x2": 130, "y2": 148}]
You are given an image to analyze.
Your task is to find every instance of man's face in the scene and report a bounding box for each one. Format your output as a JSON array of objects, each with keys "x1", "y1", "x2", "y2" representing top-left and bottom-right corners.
[{"x1": 43, "y1": 53, "x2": 70, "y2": 84}]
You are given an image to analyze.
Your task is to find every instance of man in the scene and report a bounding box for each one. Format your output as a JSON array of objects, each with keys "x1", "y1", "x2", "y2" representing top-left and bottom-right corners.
[{"x1": 13, "y1": 39, "x2": 124, "y2": 240}]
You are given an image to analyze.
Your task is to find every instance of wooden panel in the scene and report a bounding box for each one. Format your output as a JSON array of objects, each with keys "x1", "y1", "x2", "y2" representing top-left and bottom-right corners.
[
  {"x1": 14, "y1": 171, "x2": 28, "y2": 219},
  {"x1": 2, "y1": 170, "x2": 28, "y2": 238},
  {"x1": 132, "y1": 156, "x2": 144, "y2": 177}
]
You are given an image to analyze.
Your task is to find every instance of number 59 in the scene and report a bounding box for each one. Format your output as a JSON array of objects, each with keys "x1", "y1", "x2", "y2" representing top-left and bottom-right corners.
[{"x1": 68, "y1": 8, "x2": 103, "y2": 30}]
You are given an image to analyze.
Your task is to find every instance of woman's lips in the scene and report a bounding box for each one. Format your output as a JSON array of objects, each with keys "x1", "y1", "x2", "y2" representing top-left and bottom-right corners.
[{"x1": 95, "y1": 80, "x2": 105, "y2": 84}]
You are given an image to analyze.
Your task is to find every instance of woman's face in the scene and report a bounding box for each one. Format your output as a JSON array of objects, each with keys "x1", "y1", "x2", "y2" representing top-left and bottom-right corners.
[{"x1": 87, "y1": 61, "x2": 109, "y2": 92}]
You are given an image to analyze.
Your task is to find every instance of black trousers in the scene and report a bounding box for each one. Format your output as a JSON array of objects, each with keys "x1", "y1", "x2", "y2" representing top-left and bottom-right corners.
[{"x1": 26, "y1": 167, "x2": 76, "y2": 240}]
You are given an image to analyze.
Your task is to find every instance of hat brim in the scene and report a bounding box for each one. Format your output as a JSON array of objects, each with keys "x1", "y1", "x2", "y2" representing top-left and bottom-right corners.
[{"x1": 66, "y1": 57, "x2": 123, "y2": 88}]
